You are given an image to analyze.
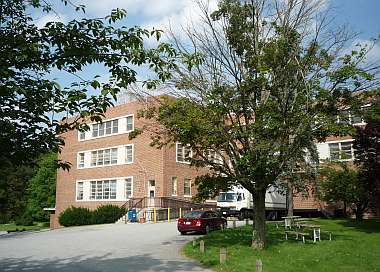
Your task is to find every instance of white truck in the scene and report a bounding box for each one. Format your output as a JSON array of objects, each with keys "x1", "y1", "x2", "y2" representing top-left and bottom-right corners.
[{"x1": 217, "y1": 185, "x2": 286, "y2": 220}]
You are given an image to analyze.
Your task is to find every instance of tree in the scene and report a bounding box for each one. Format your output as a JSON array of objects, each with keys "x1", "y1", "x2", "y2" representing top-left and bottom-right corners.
[
  {"x1": 0, "y1": 0, "x2": 176, "y2": 168},
  {"x1": 26, "y1": 152, "x2": 57, "y2": 221},
  {"x1": 140, "y1": 0, "x2": 377, "y2": 249},
  {"x1": 354, "y1": 90, "x2": 380, "y2": 218}
]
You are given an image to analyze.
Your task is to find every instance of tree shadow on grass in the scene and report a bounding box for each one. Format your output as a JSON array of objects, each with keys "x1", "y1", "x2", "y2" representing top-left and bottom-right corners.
[
  {"x1": 336, "y1": 219, "x2": 380, "y2": 234},
  {"x1": 0, "y1": 253, "x2": 208, "y2": 272}
]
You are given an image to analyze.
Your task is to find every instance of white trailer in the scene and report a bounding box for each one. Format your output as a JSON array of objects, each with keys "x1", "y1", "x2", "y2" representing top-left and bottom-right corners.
[{"x1": 217, "y1": 185, "x2": 286, "y2": 220}]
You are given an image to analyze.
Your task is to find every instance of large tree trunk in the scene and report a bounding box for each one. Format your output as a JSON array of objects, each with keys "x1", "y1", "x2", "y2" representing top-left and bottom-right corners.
[
  {"x1": 251, "y1": 188, "x2": 266, "y2": 249},
  {"x1": 287, "y1": 183, "x2": 294, "y2": 217}
]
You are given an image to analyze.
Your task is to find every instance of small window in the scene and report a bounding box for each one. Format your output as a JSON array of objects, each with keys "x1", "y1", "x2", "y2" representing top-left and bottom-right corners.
[
  {"x1": 105, "y1": 121, "x2": 112, "y2": 135},
  {"x1": 126, "y1": 116, "x2": 134, "y2": 132},
  {"x1": 125, "y1": 178, "x2": 133, "y2": 199},
  {"x1": 184, "y1": 178, "x2": 191, "y2": 196},
  {"x1": 176, "y1": 143, "x2": 192, "y2": 163},
  {"x1": 125, "y1": 145, "x2": 133, "y2": 163},
  {"x1": 110, "y1": 180, "x2": 117, "y2": 199},
  {"x1": 149, "y1": 180, "x2": 155, "y2": 187},
  {"x1": 98, "y1": 123, "x2": 105, "y2": 136},
  {"x1": 111, "y1": 148, "x2": 118, "y2": 164},
  {"x1": 328, "y1": 142, "x2": 354, "y2": 160},
  {"x1": 92, "y1": 124, "x2": 99, "y2": 137},
  {"x1": 91, "y1": 151, "x2": 97, "y2": 166},
  {"x1": 104, "y1": 149, "x2": 111, "y2": 165},
  {"x1": 76, "y1": 182, "x2": 84, "y2": 200},
  {"x1": 78, "y1": 153, "x2": 85, "y2": 168},
  {"x1": 171, "y1": 177, "x2": 177, "y2": 196},
  {"x1": 112, "y1": 120, "x2": 118, "y2": 133},
  {"x1": 79, "y1": 131, "x2": 85, "y2": 140}
]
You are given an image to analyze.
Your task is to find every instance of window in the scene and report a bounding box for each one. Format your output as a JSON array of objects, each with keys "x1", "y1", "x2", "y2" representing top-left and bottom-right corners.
[
  {"x1": 205, "y1": 150, "x2": 223, "y2": 164},
  {"x1": 125, "y1": 178, "x2": 133, "y2": 199},
  {"x1": 79, "y1": 131, "x2": 85, "y2": 140},
  {"x1": 328, "y1": 141, "x2": 354, "y2": 160},
  {"x1": 90, "y1": 148, "x2": 118, "y2": 167},
  {"x1": 76, "y1": 182, "x2": 83, "y2": 200},
  {"x1": 171, "y1": 177, "x2": 177, "y2": 196},
  {"x1": 125, "y1": 145, "x2": 133, "y2": 163},
  {"x1": 78, "y1": 153, "x2": 85, "y2": 168},
  {"x1": 92, "y1": 119, "x2": 119, "y2": 138},
  {"x1": 176, "y1": 143, "x2": 192, "y2": 163},
  {"x1": 337, "y1": 111, "x2": 363, "y2": 125},
  {"x1": 90, "y1": 180, "x2": 117, "y2": 200},
  {"x1": 184, "y1": 178, "x2": 191, "y2": 196},
  {"x1": 126, "y1": 115, "x2": 134, "y2": 132}
]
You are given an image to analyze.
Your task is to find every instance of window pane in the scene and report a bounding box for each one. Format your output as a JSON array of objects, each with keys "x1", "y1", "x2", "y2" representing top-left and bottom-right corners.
[
  {"x1": 79, "y1": 131, "x2": 85, "y2": 140},
  {"x1": 177, "y1": 143, "x2": 183, "y2": 162},
  {"x1": 103, "y1": 180, "x2": 110, "y2": 199},
  {"x1": 329, "y1": 143, "x2": 340, "y2": 160},
  {"x1": 126, "y1": 116, "x2": 133, "y2": 131},
  {"x1": 104, "y1": 149, "x2": 111, "y2": 165},
  {"x1": 97, "y1": 150, "x2": 104, "y2": 165},
  {"x1": 77, "y1": 182, "x2": 83, "y2": 200},
  {"x1": 125, "y1": 178, "x2": 132, "y2": 199},
  {"x1": 110, "y1": 180, "x2": 117, "y2": 199},
  {"x1": 184, "y1": 146, "x2": 191, "y2": 161},
  {"x1": 98, "y1": 123, "x2": 105, "y2": 136},
  {"x1": 78, "y1": 153, "x2": 85, "y2": 168},
  {"x1": 92, "y1": 124, "x2": 98, "y2": 137},
  {"x1": 112, "y1": 120, "x2": 118, "y2": 133},
  {"x1": 341, "y1": 142, "x2": 353, "y2": 159},
  {"x1": 111, "y1": 148, "x2": 118, "y2": 164},
  {"x1": 184, "y1": 178, "x2": 191, "y2": 196},
  {"x1": 90, "y1": 181, "x2": 96, "y2": 199},
  {"x1": 126, "y1": 145, "x2": 133, "y2": 163},
  {"x1": 96, "y1": 181, "x2": 103, "y2": 199},
  {"x1": 91, "y1": 151, "x2": 97, "y2": 166},
  {"x1": 105, "y1": 121, "x2": 112, "y2": 135}
]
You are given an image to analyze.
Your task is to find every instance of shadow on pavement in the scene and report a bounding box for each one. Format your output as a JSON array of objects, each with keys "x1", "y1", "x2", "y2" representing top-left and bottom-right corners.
[{"x1": 0, "y1": 253, "x2": 207, "y2": 272}]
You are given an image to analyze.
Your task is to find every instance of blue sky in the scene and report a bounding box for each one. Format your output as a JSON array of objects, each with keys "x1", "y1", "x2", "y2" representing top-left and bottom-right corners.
[{"x1": 33, "y1": 0, "x2": 380, "y2": 94}]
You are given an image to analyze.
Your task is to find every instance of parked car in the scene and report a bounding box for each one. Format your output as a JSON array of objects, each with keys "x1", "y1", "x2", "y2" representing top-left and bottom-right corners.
[{"x1": 177, "y1": 210, "x2": 227, "y2": 235}]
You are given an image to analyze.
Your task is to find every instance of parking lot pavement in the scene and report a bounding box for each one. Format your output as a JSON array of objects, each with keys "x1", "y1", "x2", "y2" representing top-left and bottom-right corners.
[{"x1": 0, "y1": 222, "x2": 213, "y2": 272}]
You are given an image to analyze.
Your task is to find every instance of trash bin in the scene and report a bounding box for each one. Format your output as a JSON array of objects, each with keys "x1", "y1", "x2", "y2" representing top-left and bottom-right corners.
[{"x1": 128, "y1": 209, "x2": 137, "y2": 222}]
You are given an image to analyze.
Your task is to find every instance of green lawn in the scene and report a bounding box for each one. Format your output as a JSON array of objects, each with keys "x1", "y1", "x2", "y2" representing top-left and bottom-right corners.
[
  {"x1": 183, "y1": 219, "x2": 380, "y2": 272},
  {"x1": 0, "y1": 222, "x2": 49, "y2": 232}
]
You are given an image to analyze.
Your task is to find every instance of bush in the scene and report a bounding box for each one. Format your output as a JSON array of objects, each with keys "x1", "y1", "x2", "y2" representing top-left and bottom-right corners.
[
  {"x1": 92, "y1": 205, "x2": 126, "y2": 224},
  {"x1": 15, "y1": 213, "x2": 34, "y2": 226},
  {"x1": 58, "y1": 207, "x2": 92, "y2": 227}
]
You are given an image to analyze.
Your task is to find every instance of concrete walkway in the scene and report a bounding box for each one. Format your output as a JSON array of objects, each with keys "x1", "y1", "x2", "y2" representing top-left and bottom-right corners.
[{"x1": 0, "y1": 222, "x2": 213, "y2": 272}]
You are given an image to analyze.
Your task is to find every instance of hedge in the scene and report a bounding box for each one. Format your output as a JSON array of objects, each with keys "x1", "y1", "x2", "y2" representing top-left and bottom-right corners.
[{"x1": 58, "y1": 205, "x2": 126, "y2": 227}]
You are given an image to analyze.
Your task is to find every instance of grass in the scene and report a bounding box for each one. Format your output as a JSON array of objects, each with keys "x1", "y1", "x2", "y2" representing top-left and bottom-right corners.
[
  {"x1": 0, "y1": 222, "x2": 49, "y2": 232},
  {"x1": 183, "y1": 219, "x2": 380, "y2": 272}
]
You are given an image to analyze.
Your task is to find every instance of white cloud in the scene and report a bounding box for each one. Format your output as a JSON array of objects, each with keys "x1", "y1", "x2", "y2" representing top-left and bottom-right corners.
[{"x1": 347, "y1": 39, "x2": 380, "y2": 65}]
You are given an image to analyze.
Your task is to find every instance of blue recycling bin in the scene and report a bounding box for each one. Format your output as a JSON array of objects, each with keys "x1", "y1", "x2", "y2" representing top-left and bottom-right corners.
[{"x1": 128, "y1": 209, "x2": 137, "y2": 222}]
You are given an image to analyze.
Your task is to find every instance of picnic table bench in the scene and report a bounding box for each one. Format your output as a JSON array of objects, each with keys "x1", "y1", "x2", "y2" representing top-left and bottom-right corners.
[{"x1": 285, "y1": 230, "x2": 309, "y2": 243}]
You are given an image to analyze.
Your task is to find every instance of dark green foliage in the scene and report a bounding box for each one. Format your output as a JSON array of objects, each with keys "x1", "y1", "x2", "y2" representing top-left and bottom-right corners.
[
  {"x1": 0, "y1": 0, "x2": 176, "y2": 168},
  {"x1": 15, "y1": 213, "x2": 34, "y2": 226},
  {"x1": 58, "y1": 205, "x2": 125, "y2": 227},
  {"x1": 92, "y1": 205, "x2": 126, "y2": 224},
  {"x1": 26, "y1": 153, "x2": 57, "y2": 221},
  {"x1": 58, "y1": 207, "x2": 93, "y2": 227}
]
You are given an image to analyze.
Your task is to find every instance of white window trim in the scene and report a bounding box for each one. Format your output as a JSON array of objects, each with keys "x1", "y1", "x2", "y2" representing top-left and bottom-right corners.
[
  {"x1": 124, "y1": 177, "x2": 134, "y2": 199},
  {"x1": 77, "y1": 144, "x2": 134, "y2": 169},
  {"x1": 78, "y1": 114, "x2": 134, "y2": 142},
  {"x1": 328, "y1": 140, "x2": 355, "y2": 161},
  {"x1": 76, "y1": 176, "x2": 132, "y2": 202},
  {"x1": 183, "y1": 178, "x2": 192, "y2": 197},
  {"x1": 176, "y1": 142, "x2": 192, "y2": 164}
]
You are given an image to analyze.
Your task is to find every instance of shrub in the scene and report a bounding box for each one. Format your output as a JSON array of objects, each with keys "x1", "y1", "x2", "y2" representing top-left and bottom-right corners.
[
  {"x1": 58, "y1": 207, "x2": 92, "y2": 227},
  {"x1": 15, "y1": 213, "x2": 34, "y2": 226},
  {"x1": 92, "y1": 205, "x2": 126, "y2": 224}
]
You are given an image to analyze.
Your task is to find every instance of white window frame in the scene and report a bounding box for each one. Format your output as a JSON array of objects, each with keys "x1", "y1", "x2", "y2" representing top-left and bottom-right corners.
[
  {"x1": 125, "y1": 177, "x2": 133, "y2": 199},
  {"x1": 89, "y1": 179, "x2": 117, "y2": 200},
  {"x1": 78, "y1": 114, "x2": 134, "y2": 142},
  {"x1": 184, "y1": 178, "x2": 192, "y2": 197},
  {"x1": 171, "y1": 177, "x2": 178, "y2": 196},
  {"x1": 176, "y1": 143, "x2": 192, "y2": 164},
  {"x1": 76, "y1": 181, "x2": 84, "y2": 200},
  {"x1": 77, "y1": 152, "x2": 85, "y2": 168},
  {"x1": 125, "y1": 144, "x2": 134, "y2": 164},
  {"x1": 328, "y1": 140, "x2": 355, "y2": 161}
]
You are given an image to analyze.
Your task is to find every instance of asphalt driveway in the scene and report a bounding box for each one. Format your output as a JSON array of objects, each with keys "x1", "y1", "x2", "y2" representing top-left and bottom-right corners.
[{"x1": 0, "y1": 222, "x2": 214, "y2": 272}]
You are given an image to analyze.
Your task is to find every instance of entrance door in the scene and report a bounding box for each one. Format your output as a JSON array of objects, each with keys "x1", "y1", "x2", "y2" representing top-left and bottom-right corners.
[{"x1": 148, "y1": 180, "x2": 156, "y2": 207}]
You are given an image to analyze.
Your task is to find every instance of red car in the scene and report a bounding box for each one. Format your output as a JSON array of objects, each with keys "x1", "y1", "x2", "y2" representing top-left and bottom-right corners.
[{"x1": 177, "y1": 210, "x2": 227, "y2": 235}]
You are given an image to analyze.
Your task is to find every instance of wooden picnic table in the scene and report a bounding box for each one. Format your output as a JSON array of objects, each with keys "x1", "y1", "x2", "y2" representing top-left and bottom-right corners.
[
  {"x1": 298, "y1": 224, "x2": 321, "y2": 242},
  {"x1": 281, "y1": 216, "x2": 301, "y2": 228}
]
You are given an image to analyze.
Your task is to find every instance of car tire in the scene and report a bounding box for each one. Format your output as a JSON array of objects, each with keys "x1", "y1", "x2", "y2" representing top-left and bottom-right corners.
[{"x1": 180, "y1": 231, "x2": 187, "y2": 235}]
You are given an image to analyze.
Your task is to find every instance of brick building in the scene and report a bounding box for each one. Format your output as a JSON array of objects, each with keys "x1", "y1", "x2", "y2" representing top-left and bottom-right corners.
[{"x1": 51, "y1": 99, "x2": 366, "y2": 228}]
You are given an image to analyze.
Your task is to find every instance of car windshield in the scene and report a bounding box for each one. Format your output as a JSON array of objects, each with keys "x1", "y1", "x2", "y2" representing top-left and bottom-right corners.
[
  {"x1": 217, "y1": 192, "x2": 237, "y2": 202},
  {"x1": 183, "y1": 211, "x2": 204, "y2": 218}
]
